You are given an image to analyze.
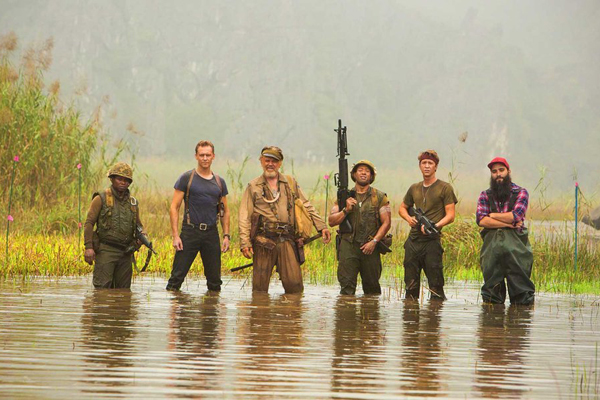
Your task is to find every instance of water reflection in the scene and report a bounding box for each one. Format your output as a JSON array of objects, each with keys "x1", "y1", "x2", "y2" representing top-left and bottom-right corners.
[
  {"x1": 167, "y1": 291, "x2": 223, "y2": 393},
  {"x1": 80, "y1": 290, "x2": 138, "y2": 393},
  {"x1": 237, "y1": 292, "x2": 306, "y2": 392},
  {"x1": 474, "y1": 304, "x2": 533, "y2": 398},
  {"x1": 331, "y1": 296, "x2": 385, "y2": 395},
  {"x1": 399, "y1": 300, "x2": 446, "y2": 397}
]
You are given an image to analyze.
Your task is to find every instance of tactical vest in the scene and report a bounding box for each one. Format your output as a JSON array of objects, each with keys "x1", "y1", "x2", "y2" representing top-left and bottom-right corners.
[
  {"x1": 93, "y1": 187, "x2": 138, "y2": 247},
  {"x1": 341, "y1": 187, "x2": 386, "y2": 244}
]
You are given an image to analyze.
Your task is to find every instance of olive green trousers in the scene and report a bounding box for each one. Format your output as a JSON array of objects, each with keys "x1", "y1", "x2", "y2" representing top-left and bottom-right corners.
[{"x1": 93, "y1": 243, "x2": 133, "y2": 289}]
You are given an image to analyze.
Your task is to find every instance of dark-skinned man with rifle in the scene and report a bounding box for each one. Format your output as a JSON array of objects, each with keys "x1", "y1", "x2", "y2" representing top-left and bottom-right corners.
[
  {"x1": 329, "y1": 158, "x2": 392, "y2": 295},
  {"x1": 84, "y1": 162, "x2": 149, "y2": 289},
  {"x1": 399, "y1": 150, "x2": 457, "y2": 300},
  {"x1": 238, "y1": 146, "x2": 331, "y2": 294}
]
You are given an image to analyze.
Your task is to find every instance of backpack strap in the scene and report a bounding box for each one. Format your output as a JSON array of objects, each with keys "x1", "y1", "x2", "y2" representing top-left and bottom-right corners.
[
  {"x1": 214, "y1": 173, "x2": 225, "y2": 218},
  {"x1": 181, "y1": 169, "x2": 195, "y2": 225},
  {"x1": 104, "y1": 188, "x2": 114, "y2": 208}
]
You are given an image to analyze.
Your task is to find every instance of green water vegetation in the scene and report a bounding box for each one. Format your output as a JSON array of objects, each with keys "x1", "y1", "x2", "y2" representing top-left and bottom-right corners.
[
  {"x1": 2, "y1": 216, "x2": 600, "y2": 296},
  {"x1": 1, "y1": 33, "x2": 599, "y2": 295}
]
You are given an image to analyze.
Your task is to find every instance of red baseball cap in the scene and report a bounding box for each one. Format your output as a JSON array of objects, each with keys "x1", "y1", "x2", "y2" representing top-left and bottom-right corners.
[{"x1": 487, "y1": 157, "x2": 510, "y2": 170}]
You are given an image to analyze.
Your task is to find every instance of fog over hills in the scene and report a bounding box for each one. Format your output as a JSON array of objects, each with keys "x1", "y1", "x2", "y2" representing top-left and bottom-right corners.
[{"x1": 2, "y1": 0, "x2": 599, "y2": 192}]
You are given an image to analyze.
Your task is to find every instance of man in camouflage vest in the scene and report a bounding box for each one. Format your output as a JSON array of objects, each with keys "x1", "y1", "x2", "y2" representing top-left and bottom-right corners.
[
  {"x1": 329, "y1": 160, "x2": 391, "y2": 295},
  {"x1": 84, "y1": 162, "x2": 145, "y2": 289}
]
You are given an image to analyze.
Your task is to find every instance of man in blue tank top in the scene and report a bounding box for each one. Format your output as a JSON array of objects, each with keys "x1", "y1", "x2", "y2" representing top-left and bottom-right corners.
[{"x1": 166, "y1": 140, "x2": 230, "y2": 291}]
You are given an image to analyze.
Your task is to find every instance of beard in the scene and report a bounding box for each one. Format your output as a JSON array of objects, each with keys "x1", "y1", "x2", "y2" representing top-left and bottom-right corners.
[
  {"x1": 490, "y1": 174, "x2": 513, "y2": 203},
  {"x1": 263, "y1": 170, "x2": 278, "y2": 179}
]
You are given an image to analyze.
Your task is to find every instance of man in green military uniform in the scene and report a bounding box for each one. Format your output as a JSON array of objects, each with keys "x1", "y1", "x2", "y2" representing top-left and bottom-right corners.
[
  {"x1": 329, "y1": 160, "x2": 391, "y2": 295},
  {"x1": 399, "y1": 150, "x2": 457, "y2": 300},
  {"x1": 84, "y1": 162, "x2": 145, "y2": 289}
]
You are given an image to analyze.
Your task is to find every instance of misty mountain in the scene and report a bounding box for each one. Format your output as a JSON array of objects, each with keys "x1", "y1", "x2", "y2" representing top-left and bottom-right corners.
[{"x1": 1, "y1": 0, "x2": 599, "y2": 188}]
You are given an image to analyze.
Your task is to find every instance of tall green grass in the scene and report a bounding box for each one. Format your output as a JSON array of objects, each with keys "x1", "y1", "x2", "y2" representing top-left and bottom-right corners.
[{"x1": 1, "y1": 33, "x2": 599, "y2": 294}]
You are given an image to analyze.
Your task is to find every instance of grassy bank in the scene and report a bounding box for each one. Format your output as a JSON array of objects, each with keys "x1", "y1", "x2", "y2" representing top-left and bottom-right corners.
[{"x1": 2, "y1": 216, "x2": 599, "y2": 295}]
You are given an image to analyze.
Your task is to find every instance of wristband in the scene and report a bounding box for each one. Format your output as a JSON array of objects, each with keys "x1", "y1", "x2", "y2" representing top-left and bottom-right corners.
[
  {"x1": 372, "y1": 238, "x2": 378, "y2": 243},
  {"x1": 342, "y1": 207, "x2": 348, "y2": 215}
]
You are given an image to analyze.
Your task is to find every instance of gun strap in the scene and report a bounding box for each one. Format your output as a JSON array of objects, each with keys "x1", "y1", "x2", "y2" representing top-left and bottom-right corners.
[{"x1": 140, "y1": 249, "x2": 152, "y2": 272}]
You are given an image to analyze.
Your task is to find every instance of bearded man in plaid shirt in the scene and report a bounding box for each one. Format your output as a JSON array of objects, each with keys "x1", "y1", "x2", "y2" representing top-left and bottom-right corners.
[{"x1": 476, "y1": 157, "x2": 535, "y2": 305}]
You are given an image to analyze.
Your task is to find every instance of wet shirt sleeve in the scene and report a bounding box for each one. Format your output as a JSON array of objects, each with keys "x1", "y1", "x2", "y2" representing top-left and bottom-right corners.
[
  {"x1": 238, "y1": 184, "x2": 254, "y2": 249},
  {"x1": 219, "y1": 176, "x2": 229, "y2": 197},
  {"x1": 84, "y1": 196, "x2": 102, "y2": 249},
  {"x1": 442, "y1": 183, "x2": 458, "y2": 205},
  {"x1": 476, "y1": 190, "x2": 490, "y2": 226},
  {"x1": 402, "y1": 186, "x2": 414, "y2": 208}
]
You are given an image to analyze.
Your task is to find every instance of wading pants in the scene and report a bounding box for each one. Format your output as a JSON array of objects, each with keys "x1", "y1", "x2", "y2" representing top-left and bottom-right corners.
[
  {"x1": 338, "y1": 240, "x2": 382, "y2": 295},
  {"x1": 253, "y1": 236, "x2": 302, "y2": 294},
  {"x1": 480, "y1": 228, "x2": 535, "y2": 305},
  {"x1": 403, "y1": 237, "x2": 446, "y2": 300},
  {"x1": 93, "y1": 243, "x2": 133, "y2": 289},
  {"x1": 166, "y1": 225, "x2": 222, "y2": 291}
]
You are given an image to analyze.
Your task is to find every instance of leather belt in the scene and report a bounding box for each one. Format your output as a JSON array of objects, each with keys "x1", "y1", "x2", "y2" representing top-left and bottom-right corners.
[{"x1": 186, "y1": 223, "x2": 216, "y2": 231}]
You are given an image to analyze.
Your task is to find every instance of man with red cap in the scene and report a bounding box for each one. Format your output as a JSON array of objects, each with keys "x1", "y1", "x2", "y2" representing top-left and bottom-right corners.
[
  {"x1": 476, "y1": 157, "x2": 535, "y2": 305},
  {"x1": 399, "y1": 150, "x2": 457, "y2": 300}
]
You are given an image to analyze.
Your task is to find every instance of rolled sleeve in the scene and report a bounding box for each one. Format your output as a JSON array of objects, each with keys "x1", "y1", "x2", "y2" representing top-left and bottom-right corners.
[
  {"x1": 476, "y1": 191, "x2": 490, "y2": 226},
  {"x1": 512, "y1": 188, "x2": 529, "y2": 223}
]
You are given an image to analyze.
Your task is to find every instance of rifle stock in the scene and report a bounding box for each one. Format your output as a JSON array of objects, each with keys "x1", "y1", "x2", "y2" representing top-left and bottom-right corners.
[{"x1": 136, "y1": 225, "x2": 157, "y2": 272}]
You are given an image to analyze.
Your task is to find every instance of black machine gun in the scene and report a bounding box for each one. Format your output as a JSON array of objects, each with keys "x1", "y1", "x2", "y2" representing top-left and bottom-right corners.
[
  {"x1": 137, "y1": 225, "x2": 157, "y2": 272},
  {"x1": 334, "y1": 119, "x2": 353, "y2": 234},
  {"x1": 408, "y1": 207, "x2": 440, "y2": 236}
]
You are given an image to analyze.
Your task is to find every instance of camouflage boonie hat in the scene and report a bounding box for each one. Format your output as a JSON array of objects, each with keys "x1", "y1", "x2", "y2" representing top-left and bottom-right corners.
[
  {"x1": 351, "y1": 159, "x2": 377, "y2": 183},
  {"x1": 107, "y1": 162, "x2": 133, "y2": 181}
]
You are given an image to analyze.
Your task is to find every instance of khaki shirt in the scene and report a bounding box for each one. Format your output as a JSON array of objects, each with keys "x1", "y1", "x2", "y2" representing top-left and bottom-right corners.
[{"x1": 238, "y1": 174, "x2": 327, "y2": 249}]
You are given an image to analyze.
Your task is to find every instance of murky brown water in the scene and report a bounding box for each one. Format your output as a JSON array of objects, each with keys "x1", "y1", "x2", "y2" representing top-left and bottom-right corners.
[{"x1": 0, "y1": 277, "x2": 598, "y2": 399}]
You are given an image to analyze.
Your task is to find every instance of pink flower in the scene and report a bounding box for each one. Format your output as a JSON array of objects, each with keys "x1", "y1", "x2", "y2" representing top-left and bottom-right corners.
[
  {"x1": 575, "y1": 182, "x2": 579, "y2": 187},
  {"x1": 78, "y1": 222, "x2": 82, "y2": 228},
  {"x1": 13, "y1": 155, "x2": 19, "y2": 162},
  {"x1": 77, "y1": 163, "x2": 82, "y2": 170},
  {"x1": 7, "y1": 215, "x2": 13, "y2": 222},
  {"x1": 324, "y1": 174, "x2": 330, "y2": 180}
]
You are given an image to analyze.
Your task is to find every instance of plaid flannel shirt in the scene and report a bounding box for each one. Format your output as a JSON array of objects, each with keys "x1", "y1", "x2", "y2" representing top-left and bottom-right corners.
[{"x1": 476, "y1": 183, "x2": 528, "y2": 226}]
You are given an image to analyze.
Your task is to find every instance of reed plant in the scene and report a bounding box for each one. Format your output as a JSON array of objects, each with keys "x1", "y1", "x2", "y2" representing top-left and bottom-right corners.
[{"x1": 1, "y1": 33, "x2": 599, "y2": 295}]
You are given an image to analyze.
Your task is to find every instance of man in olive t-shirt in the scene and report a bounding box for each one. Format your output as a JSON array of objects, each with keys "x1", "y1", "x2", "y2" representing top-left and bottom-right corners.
[{"x1": 398, "y1": 150, "x2": 457, "y2": 300}]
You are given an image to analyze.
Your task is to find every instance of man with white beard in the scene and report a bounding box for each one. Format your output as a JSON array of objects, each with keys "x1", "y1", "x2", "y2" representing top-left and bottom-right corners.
[{"x1": 238, "y1": 146, "x2": 331, "y2": 293}]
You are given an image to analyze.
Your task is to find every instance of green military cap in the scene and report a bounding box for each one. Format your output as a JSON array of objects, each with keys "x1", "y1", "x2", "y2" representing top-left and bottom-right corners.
[
  {"x1": 351, "y1": 159, "x2": 377, "y2": 183},
  {"x1": 107, "y1": 162, "x2": 133, "y2": 181},
  {"x1": 261, "y1": 146, "x2": 284, "y2": 161}
]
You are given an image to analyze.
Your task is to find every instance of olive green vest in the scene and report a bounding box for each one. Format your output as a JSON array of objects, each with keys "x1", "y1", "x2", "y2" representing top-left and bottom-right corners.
[
  {"x1": 94, "y1": 187, "x2": 138, "y2": 247},
  {"x1": 341, "y1": 187, "x2": 386, "y2": 244}
]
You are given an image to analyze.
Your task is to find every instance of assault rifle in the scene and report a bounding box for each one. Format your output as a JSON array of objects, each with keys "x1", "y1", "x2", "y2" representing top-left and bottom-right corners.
[
  {"x1": 137, "y1": 225, "x2": 157, "y2": 272},
  {"x1": 230, "y1": 232, "x2": 322, "y2": 272},
  {"x1": 408, "y1": 207, "x2": 440, "y2": 236},
  {"x1": 334, "y1": 119, "x2": 353, "y2": 234}
]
